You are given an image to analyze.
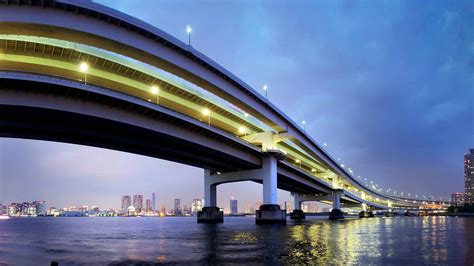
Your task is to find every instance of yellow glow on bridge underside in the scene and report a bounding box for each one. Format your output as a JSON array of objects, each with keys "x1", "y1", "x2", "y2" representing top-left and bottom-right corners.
[{"x1": 0, "y1": 34, "x2": 420, "y2": 208}]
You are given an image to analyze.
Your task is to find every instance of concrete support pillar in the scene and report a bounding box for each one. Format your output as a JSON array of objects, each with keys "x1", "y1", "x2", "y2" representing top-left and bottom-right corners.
[
  {"x1": 262, "y1": 155, "x2": 278, "y2": 205},
  {"x1": 332, "y1": 190, "x2": 341, "y2": 210},
  {"x1": 293, "y1": 193, "x2": 302, "y2": 210},
  {"x1": 256, "y1": 151, "x2": 286, "y2": 224},
  {"x1": 290, "y1": 193, "x2": 305, "y2": 220},
  {"x1": 198, "y1": 169, "x2": 223, "y2": 223},
  {"x1": 329, "y1": 189, "x2": 344, "y2": 220},
  {"x1": 204, "y1": 170, "x2": 216, "y2": 207}
]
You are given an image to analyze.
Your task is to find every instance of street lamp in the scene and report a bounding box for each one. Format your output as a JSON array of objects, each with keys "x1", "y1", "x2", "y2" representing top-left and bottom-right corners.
[
  {"x1": 263, "y1": 84, "x2": 268, "y2": 98},
  {"x1": 202, "y1": 108, "x2": 210, "y2": 126},
  {"x1": 238, "y1": 126, "x2": 247, "y2": 136},
  {"x1": 295, "y1": 159, "x2": 301, "y2": 168},
  {"x1": 151, "y1": 85, "x2": 160, "y2": 105},
  {"x1": 79, "y1": 62, "x2": 89, "y2": 84},
  {"x1": 301, "y1": 120, "x2": 306, "y2": 131},
  {"x1": 186, "y1": 25, "x2": 192, "y2": 45}
]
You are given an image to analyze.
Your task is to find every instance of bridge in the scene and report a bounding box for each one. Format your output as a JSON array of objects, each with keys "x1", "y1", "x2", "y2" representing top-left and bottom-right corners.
[{"x1": 0, "y1": 0, "x2": 448, "y2": 223}]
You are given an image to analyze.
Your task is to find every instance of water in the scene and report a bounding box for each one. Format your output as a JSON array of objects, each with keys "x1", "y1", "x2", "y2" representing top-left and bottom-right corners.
[{"x1": 0, "y1": 216, "x2": 473, "y2": 265}]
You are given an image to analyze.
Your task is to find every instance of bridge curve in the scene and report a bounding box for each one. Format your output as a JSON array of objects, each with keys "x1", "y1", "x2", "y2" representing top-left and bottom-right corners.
[{"x1": 0, "y1": 0, "x2": 448, "y2": 221}]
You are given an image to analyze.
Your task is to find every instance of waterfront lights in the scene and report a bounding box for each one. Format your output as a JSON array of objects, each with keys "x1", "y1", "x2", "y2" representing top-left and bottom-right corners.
[
  {"x1": 79, "y1": 62, "x2": 89, "y2": 83},
  {"x1": 202, "y1": 108, "x2": 210, "y2": 126},
  {"x1": 263, "y1": 84, "x2": 268, "y2": 98},
  {"x1": 186, "y1": 25, "x2": 192, "y2": 45},
  {"x1": 150, "y1": 85, "x2": 160, "y2": 104}
]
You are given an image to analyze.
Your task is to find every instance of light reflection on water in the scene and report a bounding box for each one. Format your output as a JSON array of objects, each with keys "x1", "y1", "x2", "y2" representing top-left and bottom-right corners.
[{"x1": 0, "y1": 216, "x2": 472, "y2": 265}]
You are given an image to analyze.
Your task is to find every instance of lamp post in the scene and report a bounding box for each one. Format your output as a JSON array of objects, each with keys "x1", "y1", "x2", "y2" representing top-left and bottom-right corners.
[
  {"x1": 263, "y1": 84, "x2": 268, "y2": 98},
  {"x1": 239, "y1": 126, "x2": 247, "y2": 136},
  {"x1": 202, "y1": 108, "x2": 210, "y2": 126},
  {"x1": 186, "y1": 25, "x2": 192, "y2": 45},
  {"x1": 301, "y1": 120, "x2": 306, "y2": 131},
  {"x1": 295, "y1": 159, "x2": 301, "y2": 168},
  {"x1": 79, "y1": 62, "x2": 89, "y2": 84},
  {"x1": 151, "y1": 85, "x2": 160, "y2": 105}
]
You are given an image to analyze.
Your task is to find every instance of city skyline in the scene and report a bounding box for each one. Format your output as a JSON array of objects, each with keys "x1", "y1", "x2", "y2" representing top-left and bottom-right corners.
[{"x1": 1, "y1": 0, "x2": 473, "y2": 210}]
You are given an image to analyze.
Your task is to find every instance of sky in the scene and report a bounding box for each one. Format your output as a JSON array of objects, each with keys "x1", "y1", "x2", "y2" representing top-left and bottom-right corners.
[{"x1": 0, "y1": 0, "x2": 473, "y2": 212}]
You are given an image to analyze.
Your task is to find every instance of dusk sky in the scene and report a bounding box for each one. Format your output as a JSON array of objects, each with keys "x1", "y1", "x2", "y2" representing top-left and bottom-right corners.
[{"x1": 0, "y1": 0, "x2": 473, "y2": 212}]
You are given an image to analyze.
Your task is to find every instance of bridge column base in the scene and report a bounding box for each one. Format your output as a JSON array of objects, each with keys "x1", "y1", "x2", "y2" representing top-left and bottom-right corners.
[
  {"x1": 329, "y1": 209, "x2": 344, "y2": 220},
  {"x1": 290, "y1": 209, "x2": 305, "y2": 220},
  {"x1": 197, "y1": 207, "x2": 223, "y2": 223},
  {"x1": 256, "y1": 204, "x2": 286, "y2": 224},
  {"x1": 359, "y1": 211, "x2": 374, "y2": 218}
]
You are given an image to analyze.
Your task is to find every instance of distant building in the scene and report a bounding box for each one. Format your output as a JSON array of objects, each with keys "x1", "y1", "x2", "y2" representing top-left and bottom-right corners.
[
  {"x1": 121, "y1": 195, "x2": 131, "y2": 213},
  {"x1": 192, "y1": 199, "x2": 203, "y2": 214},
  {"x1": 302, "y1": 202, "x2": 318, "y2": 213},
  {"x1": 34, "y1": 201, "x2": 47, "y2": 216},
  {"x1": 256, "y1": 201, "x2": 262, "y2": 210},
  {"x1": 0, "y1": 203, "x2": 6, "y2": 215},
  {"x1": 451, "y1": 192, "x2": 464, "y2": 206},
  {"x1": 245, "y1": 204, "x2": 255, "y2": 214},
  {"x1": 127, "y1": 205, "x2": 136, "y2": 216},
  {"x1": 465, "y1": 149, "x2": 474, "y2": 205},
  {"x1": 160, "y1": 206, "x2": 166, "y2": 216},
  {"x1": 133, "y1": 195, "x2": 144, "y2": 212},
  {"x1": 146, "y1": 199, "x2": 153, "y2": 212},
  {"x1": 230, "y1": 197, "x2": 238, "y2": 215},
  {"x1": 152, "y1": 192, "x2": 156, "y2": 211},
  {"x1": 174, "y1": 199, "x2": 181, "y2": 215}
]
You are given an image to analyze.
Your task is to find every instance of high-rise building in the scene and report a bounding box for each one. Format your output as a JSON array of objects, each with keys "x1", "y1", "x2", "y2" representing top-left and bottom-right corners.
[
  {"x1": 133, "y1": 195, "x2": 144, "y2": 212},
  {"x1": 192, "y1": 199, "x2": 203, "y2": 214},
  {"x1": 152, "y1": 192, "x2": 156, "y2": 211},
  {"x1": 451, "y1": 192, "x2": 464, "y2": 206},
  {"x1": 121, "y1": 195, "x2": 131, "y2": 212},
  {"x1": 465, "y1": 149, "x2": 474, "y2": 205},
  {"x1": 34, "y1": 201, "x2": 47, "y2": 216},
  {"x1": 146, "y1": 199, "x2": 153, "y2": 212},
  {"x1": 174, "y1": 199, "x2": 181, "y2": 215},
  {"x1": 230, "y1": 197, "x2": 238, "y2": 215}
]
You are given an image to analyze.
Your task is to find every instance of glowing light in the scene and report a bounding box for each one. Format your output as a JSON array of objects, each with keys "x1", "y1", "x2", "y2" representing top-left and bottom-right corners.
[
  {"x1": 79, "y1": 62, "x2": 89, "y2": 73},
  {"x1": 263, "y1": 84, "x2": 268, "y2": 91},
  {"x1": 186, "y1": 25, "x2": 192, "y2": 33},
  {"x1": 151, "y1": 86, "x2": 159, "y2": 94},
  {"x1": 202, "y1": 108, "x2": 210, "y2": 116},
  {"x1": 295, "y1": 159, "x2": 301, "y2": 163},
  {"x1": 244, "y1": 112, "x2": 249, "y2": 117},
  {"x1": 238, "y1": 126, "x2": 246, "y2": 134},
  {"x1": 311, "y1": 168, "x2": 316, "y2": 173}
]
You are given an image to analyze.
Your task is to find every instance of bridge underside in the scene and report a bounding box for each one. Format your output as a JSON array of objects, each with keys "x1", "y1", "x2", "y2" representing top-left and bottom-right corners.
[{"x1": 0, "y1": 77, "x2": 262, "y2": 172}]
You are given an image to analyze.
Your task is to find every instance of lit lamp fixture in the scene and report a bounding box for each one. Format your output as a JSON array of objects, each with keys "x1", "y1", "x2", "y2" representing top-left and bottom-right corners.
[
  {"x1": 301, "y1": 120, "x2": 306, "y2": 131},
  {"x1": 311, "y1": 168, "x2": 316, "y2": 173},
  {"x1": 238, "y1": 126, "x2": 247, "y2": 136},
  {"x1": 79, "y1": 62, "x2": 89, "y2": 83},
  {"x1": 295, "y1": 159, "x2": 301, "y2": 168},
  {"x1": 263, "y1": 84, "x2": 268, "y2": 98},
  {"x1": 186, "y1": 25, "x2": 192, "y2": 45},
  {"x1": 150, "y1": 85, "x2": 160, "y2": 104},
  {"x1": 202, "y1": 108, "x2": 210, "y2": 126}
]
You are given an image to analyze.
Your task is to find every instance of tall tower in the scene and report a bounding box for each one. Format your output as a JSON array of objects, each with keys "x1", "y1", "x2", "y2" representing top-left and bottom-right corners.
[
  {"x1": 121, "y1": 195, "x2": 131, "y2": 212},
  {"x1": 230, "y1": 197, "x2": 238, "y2": 215},
  {"x1": 152, "y1": 192, "x2": 156, "y2": 211},
  {"x1": 133, "y1": 195, "x2": 144, "y2": 212},
  {"x1": 465, "y1": 149, "x2": 474, "y2": 205}
]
